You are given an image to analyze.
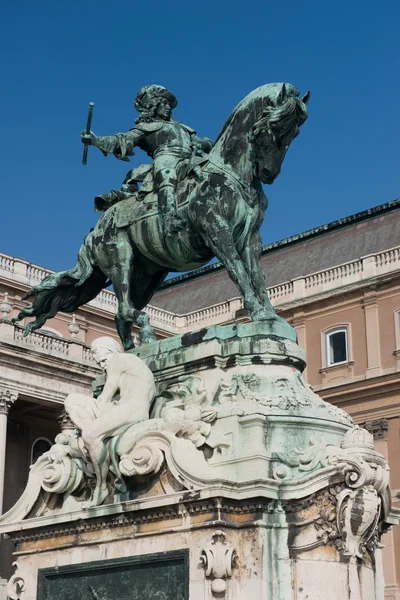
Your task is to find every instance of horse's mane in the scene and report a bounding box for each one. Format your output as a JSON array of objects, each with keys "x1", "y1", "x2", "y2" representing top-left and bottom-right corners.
[{"x1": 215, "y1": 82, "x2": 307, "y2": 145}]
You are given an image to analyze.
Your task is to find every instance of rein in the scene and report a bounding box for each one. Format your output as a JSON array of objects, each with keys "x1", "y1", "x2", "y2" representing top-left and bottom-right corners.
[{"x1": 204, "y1": 155, "x2": 252, "y2": 191}]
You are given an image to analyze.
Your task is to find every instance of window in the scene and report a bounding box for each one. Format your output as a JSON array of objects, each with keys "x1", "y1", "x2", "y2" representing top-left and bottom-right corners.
[
  {"x1": 325, "y1": 328, "x2": 348, "y2": 366},
  {"x1": 395, "y1": 311, "x2": 400, "y2": 350},
  {"x1": 30, "y1": 437, "x2": 52, "y2": 465}
]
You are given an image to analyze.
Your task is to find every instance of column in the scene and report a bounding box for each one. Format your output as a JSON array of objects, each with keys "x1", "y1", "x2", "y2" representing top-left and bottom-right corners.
[{"x1": 0, "y1": 389, "x2": 18, "y2": 515}]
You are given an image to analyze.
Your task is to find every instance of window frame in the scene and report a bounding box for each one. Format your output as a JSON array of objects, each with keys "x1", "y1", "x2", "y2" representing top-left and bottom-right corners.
[
  {"x1": 325, "y1": 327, "x2": 349, "y2": 367},
  {"x1": 394, "y1": 310, "x2": 400, "y2": 351}
]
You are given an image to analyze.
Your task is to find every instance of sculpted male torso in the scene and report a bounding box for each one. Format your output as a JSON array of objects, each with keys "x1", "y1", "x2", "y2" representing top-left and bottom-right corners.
[{"x1": 64, "y1": 337, "x2": 155, "y2": 506}]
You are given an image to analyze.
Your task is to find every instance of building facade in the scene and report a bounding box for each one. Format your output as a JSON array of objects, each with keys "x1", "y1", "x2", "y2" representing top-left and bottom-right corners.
[{"x1": 1, "y1": 199, "x2": 400, "y2": 597}]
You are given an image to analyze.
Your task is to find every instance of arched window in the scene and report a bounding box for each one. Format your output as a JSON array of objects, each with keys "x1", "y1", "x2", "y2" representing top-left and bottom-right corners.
[
  {"x1": 325, "y1": 327, "x2": 349, "y2": 367},
  {"x1": 30, "y1": 437, "x2": 52, "y2": 465}
]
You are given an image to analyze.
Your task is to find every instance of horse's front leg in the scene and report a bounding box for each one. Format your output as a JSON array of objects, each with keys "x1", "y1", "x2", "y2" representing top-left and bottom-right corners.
[
  {"x1": 201, "y1": 214, "x2": 264, "y2": 317},
  {"x1": 241, "y1": 230, "x2": 276, "y2": 318}
]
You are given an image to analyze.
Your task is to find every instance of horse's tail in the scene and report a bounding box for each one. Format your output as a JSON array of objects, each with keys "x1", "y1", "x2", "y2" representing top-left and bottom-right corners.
[{"x1": 13, "y1": 232, "x2": 108, "y2": 335}]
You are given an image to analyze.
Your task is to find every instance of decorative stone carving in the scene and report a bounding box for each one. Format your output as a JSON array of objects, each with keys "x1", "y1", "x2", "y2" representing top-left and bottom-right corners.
[
  {"x1": 276, "y1": 437, "x2": 330, "y2": 474},
  {"x1": 317, "y1": 399, "x2": 354, "y2": 426},
  {"x1": 313, "y1": 485, "x2": 343, "y2": 546},
  {"x1": 200, "y1": 530, "x2": 237, "y2": 596},
  {"x1": 153, "y1": 375, "x2": 210, "y2": 414},
  {"x1": 68, "y1": 313, "x2": 80, "y2": 338},
  {"x1": 13, "y1": 352, "x2": 229, "y2": 510},
  {"x1": 359, "y1": 418, "x2": 388, "y2": 440},
  {"x1": 7, "y1": 562, "x2": 26, "y2": 600},
  {"x1": 64, "y1": 336, "x2": 156, "y2": 506},
  {"x1": 39, "y1": 435, "x2": 86, "y2": 495},
  {"x1": 152, "y1": 375, "x2": 220, "y2": 447},
  {"x1": 217, "y1": 371, "x2": 312, "y2": 412},
  {"x1": 0, "y1": 321, "x2": 397, "y2": 600},
  {"x1": 0, "y1": 292, "x2": 12, "y2": 319},
  {"x1": 337, "y1": 484, "x2": 381, "y2": 558},
  {"x1": 275, "y1": 426, "x2": 387, "y2": 483},
  {"x1": 0, "y1": 388, "x2": 18, "y2": 415},
  {"x1": 280, "y1": 426, "x2": 390, "y2": 561},
  {"x1": 57, "y1": 409, "x2": 75, "y2": 432}
]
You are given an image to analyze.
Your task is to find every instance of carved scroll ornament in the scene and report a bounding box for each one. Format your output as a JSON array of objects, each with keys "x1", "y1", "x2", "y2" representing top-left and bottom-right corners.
[{"x1": 200, "y1": 530, "x2": 237, "y2": 596}]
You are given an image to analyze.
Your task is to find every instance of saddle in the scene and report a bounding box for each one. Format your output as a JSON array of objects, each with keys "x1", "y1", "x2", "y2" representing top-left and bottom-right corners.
[{"x1": 95, "y1": 156, "x2": 209, "y2": 227}]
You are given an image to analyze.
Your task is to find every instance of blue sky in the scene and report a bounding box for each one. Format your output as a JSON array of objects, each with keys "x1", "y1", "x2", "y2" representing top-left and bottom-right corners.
[{"x1": 1, "y1": 0, "x2": 399, "y2": 274}]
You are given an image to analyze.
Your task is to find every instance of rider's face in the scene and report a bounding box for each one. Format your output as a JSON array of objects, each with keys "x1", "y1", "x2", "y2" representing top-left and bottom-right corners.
[{"x1": 156, "y1": 98, "x2": 172, "y2": 121}]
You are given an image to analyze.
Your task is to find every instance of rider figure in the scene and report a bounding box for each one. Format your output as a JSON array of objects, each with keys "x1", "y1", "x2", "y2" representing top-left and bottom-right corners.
[{"x1": 81, "y1": 84, "x2": 214, "y2": 232}]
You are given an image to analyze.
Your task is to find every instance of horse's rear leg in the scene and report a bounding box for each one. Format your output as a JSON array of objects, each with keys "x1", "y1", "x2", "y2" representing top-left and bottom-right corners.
[
  {"x1": 109, "y1": 233, "x2": 138, "y2": 351},
  {"x1": 130, "y1": 270, "x2": 168, "y2": 345}
]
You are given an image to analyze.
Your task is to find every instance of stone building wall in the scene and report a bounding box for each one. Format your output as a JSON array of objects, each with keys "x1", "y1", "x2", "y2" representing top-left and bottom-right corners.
[{"x1": 1, "y1": 199, "x2": 400, "y2": 596}]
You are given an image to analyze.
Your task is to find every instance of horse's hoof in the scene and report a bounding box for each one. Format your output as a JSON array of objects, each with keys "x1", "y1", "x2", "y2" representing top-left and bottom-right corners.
[
  {"x1": 252, "y1": 309, "x2": 277, "y2": 321},
  {"x1": 139, "y1": 326, "x2": 157, "y2": 345}
]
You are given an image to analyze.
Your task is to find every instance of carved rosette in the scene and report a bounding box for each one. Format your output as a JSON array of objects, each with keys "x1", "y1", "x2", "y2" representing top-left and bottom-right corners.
[{"x1": 200, "y1": 530, "x2": 237, "y2": 597}]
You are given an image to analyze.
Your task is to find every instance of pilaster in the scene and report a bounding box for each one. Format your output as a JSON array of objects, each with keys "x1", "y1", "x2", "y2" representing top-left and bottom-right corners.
[
  {"x1": 292, "y1": 311, "x2": 307, "y2": 381},
  {"x1": 363, "y1": 291, "x2": 381, "y2": 378}
]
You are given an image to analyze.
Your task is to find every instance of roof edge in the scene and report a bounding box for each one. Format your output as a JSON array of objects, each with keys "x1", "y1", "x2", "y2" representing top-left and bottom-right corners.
[{"x1": 160, "y1": 198, "x2": 400, "y2": 290}]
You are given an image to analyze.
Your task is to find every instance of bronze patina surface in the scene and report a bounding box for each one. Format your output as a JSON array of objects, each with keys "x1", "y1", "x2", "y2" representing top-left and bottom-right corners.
[
  {"x1": 14, "y1": 83, "x2": 309, "y2": 350},
  {"x1": 37, "y1": 551, "x2": 188, "y2": 600}
]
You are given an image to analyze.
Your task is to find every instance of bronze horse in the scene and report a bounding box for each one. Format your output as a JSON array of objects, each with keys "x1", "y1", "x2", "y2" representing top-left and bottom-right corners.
[{"x1": 15, "y1": 83, "x2": 309, "y2": 350}]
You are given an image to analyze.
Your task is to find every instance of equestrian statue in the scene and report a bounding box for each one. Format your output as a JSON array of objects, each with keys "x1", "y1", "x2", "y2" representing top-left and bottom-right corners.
[{"x1": 14, "y1": 82, "x2": 309, "y2": 350}]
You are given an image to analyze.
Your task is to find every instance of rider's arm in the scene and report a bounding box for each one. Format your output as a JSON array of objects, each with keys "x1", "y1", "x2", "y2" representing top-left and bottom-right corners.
[
  {"x1": 191, "y1": 134, "x2": 214, "y2": 154},
  {"x1": 97, "y1": 359, "x2": 122, "y2": 403},
  {"x1": 85, "y1": 128, "x2": 145, "y2": 161}
]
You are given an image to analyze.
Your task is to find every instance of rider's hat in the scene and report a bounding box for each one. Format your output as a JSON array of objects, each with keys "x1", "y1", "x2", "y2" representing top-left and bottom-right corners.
[{"x1": 134, "y1": 85, "x2": 178, "y2": 113}]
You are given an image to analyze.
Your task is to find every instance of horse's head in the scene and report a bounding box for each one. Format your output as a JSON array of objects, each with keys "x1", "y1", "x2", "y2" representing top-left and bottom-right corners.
[
  {"x1": 214, "y1": 83, "x2": 309, "y2": 186},
  {"x1": 251, "y1": 83, "x2": 309, "y2": 184}
]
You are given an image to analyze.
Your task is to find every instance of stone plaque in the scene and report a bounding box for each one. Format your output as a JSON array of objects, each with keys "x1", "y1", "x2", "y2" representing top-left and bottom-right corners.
[{"x1": 37, "y1": 550, "x2": 189, "y2": 600}]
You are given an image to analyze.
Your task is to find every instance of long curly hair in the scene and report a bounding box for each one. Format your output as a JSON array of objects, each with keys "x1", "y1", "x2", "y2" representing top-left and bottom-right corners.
[{"x1": 135, "y1": 97, "x2": 164, "y2": 124}]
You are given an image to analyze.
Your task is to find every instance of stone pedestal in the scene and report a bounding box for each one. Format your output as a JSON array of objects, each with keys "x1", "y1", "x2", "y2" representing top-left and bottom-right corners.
[{"x1": 0, "y1": 323, "x2": 398, "y2": 600}]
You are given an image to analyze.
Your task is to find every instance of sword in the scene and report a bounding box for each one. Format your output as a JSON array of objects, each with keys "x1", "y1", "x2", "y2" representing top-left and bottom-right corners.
[{"x1": 82, "y1": 102, "x2": 94, "y2": 165}]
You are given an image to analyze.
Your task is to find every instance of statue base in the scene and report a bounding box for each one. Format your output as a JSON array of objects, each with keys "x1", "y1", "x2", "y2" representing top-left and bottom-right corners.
[{"x1": 1, "y1": 323, "x2": 398, "y2": 600}]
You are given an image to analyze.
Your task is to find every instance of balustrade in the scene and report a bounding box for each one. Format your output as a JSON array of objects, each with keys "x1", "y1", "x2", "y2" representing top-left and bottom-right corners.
[{"x1": 1, "y1": 244, "x2": 400, "y2": 337}]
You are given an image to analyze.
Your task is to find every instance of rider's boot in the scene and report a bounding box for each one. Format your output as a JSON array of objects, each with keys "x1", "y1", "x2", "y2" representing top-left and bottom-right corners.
[
  {"x1": 158, "y1": 184, "x2": 184, "y2": 233},
  {"x1": 94, "y1": 183, "x2": 139, "y2": 213}
]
